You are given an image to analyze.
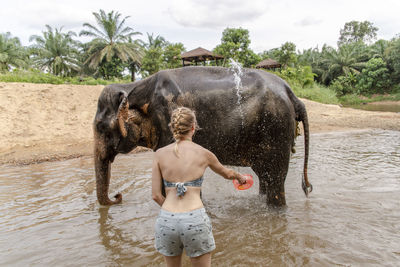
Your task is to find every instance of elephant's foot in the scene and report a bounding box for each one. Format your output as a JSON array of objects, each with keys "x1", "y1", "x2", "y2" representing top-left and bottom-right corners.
[
  {"x1": 266, "y1": 190, "x2": 286, "y2": 207},
  {"x1": 259, "y1": 182, "x2": 286, "y2": 206},
  {"x1": 98, "y1": 193, "x2": 122, "y2": 206}
]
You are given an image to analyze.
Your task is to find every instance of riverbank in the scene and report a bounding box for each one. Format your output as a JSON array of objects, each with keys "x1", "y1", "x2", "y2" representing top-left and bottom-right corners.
[{"x1": 1, "y1": 82, "x2": 400, "y2": 165}]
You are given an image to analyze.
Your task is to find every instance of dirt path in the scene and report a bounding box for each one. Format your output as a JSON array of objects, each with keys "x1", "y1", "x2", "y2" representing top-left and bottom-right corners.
[{"x1": 1, "y1": 82, "x2": 399, "y2": 165}]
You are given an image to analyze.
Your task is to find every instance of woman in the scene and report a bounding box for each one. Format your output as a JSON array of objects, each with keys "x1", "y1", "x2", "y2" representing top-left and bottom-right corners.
[{"x1": 152, "y1": 107, "x2": 246, "y2": 267}]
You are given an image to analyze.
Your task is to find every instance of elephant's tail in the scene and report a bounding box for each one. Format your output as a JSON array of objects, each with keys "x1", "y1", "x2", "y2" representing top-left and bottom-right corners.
[{"x1": 297, "y1": 102, "x2": 313, "y2": 196}]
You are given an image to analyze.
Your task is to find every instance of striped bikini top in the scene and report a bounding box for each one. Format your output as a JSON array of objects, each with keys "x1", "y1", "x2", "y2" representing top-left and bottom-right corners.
[{"x1": 163, "y1": 176, "x2": 204, "y2": 197}]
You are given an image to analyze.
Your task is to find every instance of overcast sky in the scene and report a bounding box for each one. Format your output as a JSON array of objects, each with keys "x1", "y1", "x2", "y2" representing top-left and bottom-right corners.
[{"x1": 1, "y1": 0, "x2": 399, "y2": 53}]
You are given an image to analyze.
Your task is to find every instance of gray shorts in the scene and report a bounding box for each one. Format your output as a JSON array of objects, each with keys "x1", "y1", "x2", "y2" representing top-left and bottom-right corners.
[{"x1": 154, "y1": 208, "x2": 216, "y2": 257}]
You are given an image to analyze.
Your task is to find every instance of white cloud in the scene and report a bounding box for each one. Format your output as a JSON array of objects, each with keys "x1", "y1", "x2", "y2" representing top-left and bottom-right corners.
[
  {"x1": 168, "y1": 0, "x2": 269, "y2": 28},
  {"x1": 296, "y1": 17, "x2": 323, "y2": 27},
  {"x1": 1, "y1": 0, "x2": 400, "y2": 52}
]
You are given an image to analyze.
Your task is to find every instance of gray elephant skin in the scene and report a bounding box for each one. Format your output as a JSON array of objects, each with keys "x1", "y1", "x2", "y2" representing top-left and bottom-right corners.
[{"x1": 94, "y1": 66, "x2": 312, "y2": 207}]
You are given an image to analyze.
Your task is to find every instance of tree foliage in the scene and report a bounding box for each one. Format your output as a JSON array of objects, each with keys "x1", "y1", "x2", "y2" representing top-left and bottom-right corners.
[
  {"x1": 0, "y1": 32, "x2": 27, "y2": 71},
  {"x1": 79, "y1": 9, "x2": 143, "y2": 79},
  {"x1": 145, "y1": 32, "x2": 166, "y2": 49},
  {"x1": 276, "y1": 42, "x2": 297, "y2": 67},
  {"x1": 163, "y1": 43, "x2": 185, "y2": 69},
  {"x1": 140, "y1": 47, "x2": 163, "y2": 77},
  {"x1": 213, "y1": 27, "x2": 259, "y2": 67},
  {"x1": 385, "y1": 37, "x2": 400, "y2": 85},
  {"x1": 320, "y1": 44, "x2": 365, "y2": 84},
  {"x1": 338, "y1": 20, "x2": 378, "y2": 46},
  {"x1": 357, "y1": 57, "x2": 390, "y2": 94},
  {"x1": 2, "y1": 17, "x2": 400, "y2": 98},
  {"x1": 29, "y1": 25, "x2": 80, "y2": 76}
]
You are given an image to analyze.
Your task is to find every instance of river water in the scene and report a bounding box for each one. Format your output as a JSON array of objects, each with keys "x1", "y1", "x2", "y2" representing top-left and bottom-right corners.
[
  {"x1": 0, "y1": 130, "x2": 399, "y2": 266},
  {"x1": 346, "y1": 103, "x2": 400, "y2": 113}
]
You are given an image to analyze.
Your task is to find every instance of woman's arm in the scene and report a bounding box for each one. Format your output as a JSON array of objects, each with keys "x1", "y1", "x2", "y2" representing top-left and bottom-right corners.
[
  {"x1": 151, "y1": 152, "x2": 165, "y2": 206},
  {"x1": 205, "y1": 149, "x2": 246, "y2": 184}
]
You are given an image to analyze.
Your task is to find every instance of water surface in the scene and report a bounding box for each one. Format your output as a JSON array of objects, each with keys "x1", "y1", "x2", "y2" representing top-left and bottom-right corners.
[
  {"x1": 0, "y1": 130, "x2": 399, "y2": 266},
  {"x1": 346, "y1": 103, "x2": 400, "y2": 113}
]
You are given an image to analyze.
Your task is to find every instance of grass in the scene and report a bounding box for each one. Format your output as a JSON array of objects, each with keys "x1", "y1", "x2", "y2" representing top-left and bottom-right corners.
[
  {"x1": 289, "y1": 80, "x2": 400, "y2": 106},
  {"x1": 0, "y1": 69, "x2": 131, "y2": 85},
  {"x1": 291, "y1": 82, "x2": 340, "y2": 105}
]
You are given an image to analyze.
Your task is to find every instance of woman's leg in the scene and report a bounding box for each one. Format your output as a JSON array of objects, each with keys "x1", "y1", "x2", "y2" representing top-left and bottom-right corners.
[
  {"x1": 164, "y1": 255, "x2": 182, "y2": 267},
  {"x1": 190, "y1": 252, "x2": 211, "y2": 267}
]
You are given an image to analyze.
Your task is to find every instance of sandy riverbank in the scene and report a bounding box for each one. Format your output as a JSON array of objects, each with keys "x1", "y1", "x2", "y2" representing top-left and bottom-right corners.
[{"x1": 1, "y1": 82, "x2": 399, "y2": 165}]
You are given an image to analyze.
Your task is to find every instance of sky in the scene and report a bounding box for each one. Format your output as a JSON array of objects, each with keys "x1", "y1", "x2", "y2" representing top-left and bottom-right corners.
[{"x1": 1, "y1": 0, "x2": 399, "y2": 53}]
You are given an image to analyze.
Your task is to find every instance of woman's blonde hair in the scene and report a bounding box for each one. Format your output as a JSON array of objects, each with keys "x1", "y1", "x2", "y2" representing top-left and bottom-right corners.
[{"x1": 169, "y1": 107, "x2": 199, "y2": 156}]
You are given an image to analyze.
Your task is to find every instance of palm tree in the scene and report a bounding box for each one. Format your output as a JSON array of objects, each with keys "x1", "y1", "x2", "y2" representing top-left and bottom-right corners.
[
  {"x1": 369, "y1": 39, "x2": 389, "y2": 60},
  {"x1": 298, "y1": 47, "x2": 325, "y2": 82},
  {"x1": 0, "y1": 32, "x2": 27, "y2": 71},
  {"x1": 321, "y1": 44, "x2": 365, "y2": 84},
  {"x1": 29, "y1": 25, "x2": 80, "y2": 76},
  {"x1": 79, "y1": 9, "x2": 143, "y2": 78},
  {"x1": 127, "y1": 37, "x2": 145, "y2": 81},
  {"x1": 145, "y1": 32, "x2": 166, "y2": 49}
]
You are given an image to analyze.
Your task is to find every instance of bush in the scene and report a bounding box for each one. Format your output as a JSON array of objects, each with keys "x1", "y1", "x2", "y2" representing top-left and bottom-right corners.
[
  {"x1": 330, "y1": 74, "x2": 357, "y2": 96},
  {"x1": 275, "y1": 66, "x2": 316, "y2": 88},
  {"x1": 0, "y1": 69, "x2": 130, "y2": 85},
  {"x1": 356, "y1": 57, "x2": 391, "y2": 95}
]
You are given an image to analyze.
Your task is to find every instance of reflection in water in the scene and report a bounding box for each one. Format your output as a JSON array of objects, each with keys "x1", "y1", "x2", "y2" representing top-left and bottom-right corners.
[
  {"x1": 346, "y1": 103, "x2": 400, "y2": 113},
  {"x1": 0, "y1": 130, "x2": 399, "y2": 266}
]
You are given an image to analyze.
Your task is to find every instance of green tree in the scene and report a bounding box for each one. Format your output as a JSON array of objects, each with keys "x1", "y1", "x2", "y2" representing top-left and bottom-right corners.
[
  {"x1": 369, "y1": 39, "x2": 389, "y2": 60},
  {"x1": 163, "y1": 42, "x2": 185, "y2": 69},
  {"x1": 98, "y1": 56, "x2": 125, "y2": 79},
  {"x1": 338, "y1": 20, "x2": 378, "y2": 46},
  {"x1": 29, "y1": 25, "x2": 80, "y2": 76},
  {"x1": 258, "y1": 48, "x2": 280, "y2": 61},
  {"x1": 140, "y1": 47, "x2": 163, "y2": 77},
  {"x1": 321, "y1": 44, "x2": 365, "y2": 84},
  {"x1": 126, "y1": 37, "x2": 145, "y2": 81},
  {"x1": 243, "y1": 49, "x2": 260, "y2": 68},
  {"x1": 385, "y1": 37, "x2": 400, "y2": 86},
  {"x1": 0, "y1": 32, "x2": 27, "y2": 71},
  {"x1": 79, "y1": 9, "x2": 142, "y2": 79},
  {"x1": 276, "y1": 42, "x2": 297, "y2": 67},
  {"x1": 213, "y1": 27, "x2": 257, "y2": 67},
  {"x1": 330, "y1": 74, "x2": 358, "y2": 96},
  {"x1": 145, "y1": 32, "x2": 166, "y2": 49},
  {"x1": 298, "y1": 47, "x2": 325, "y2": 82},
  {"x1": 356, "y1": 57, "x2": 390, "y2": 94}
]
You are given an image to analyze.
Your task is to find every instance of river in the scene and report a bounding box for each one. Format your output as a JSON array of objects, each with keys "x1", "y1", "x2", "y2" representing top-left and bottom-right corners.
[{"x1": 0, "y1": 130, "x2": 399, "y2": 266}]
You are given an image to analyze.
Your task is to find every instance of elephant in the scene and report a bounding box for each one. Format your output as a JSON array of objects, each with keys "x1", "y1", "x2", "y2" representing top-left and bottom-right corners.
[{"x1": 94, "y1": 66, "x2": 312, "y2": 207}]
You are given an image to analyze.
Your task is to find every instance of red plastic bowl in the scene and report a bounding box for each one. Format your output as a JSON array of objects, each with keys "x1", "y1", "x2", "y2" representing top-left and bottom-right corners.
[{"x1": 233, "y1": 174, "x2": 254, "y2": 190}]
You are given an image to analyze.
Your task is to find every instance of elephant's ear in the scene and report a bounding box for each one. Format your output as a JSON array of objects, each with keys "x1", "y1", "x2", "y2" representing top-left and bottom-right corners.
[{"x1": 117, "y1": 92, "x2": 129, "y2": 137}]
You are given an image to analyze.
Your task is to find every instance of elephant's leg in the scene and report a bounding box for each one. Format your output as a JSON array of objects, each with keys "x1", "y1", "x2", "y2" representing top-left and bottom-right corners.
[{"x1": 251, "y1": 148, "x2": 291, "y2": 207}]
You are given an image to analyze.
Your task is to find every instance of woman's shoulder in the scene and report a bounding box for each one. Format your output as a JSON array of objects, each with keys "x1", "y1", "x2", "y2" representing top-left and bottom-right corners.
[
  {"x1": 154, "y1": 143, "x2": 174, "y2": 156},
  {"x1": 192, "y1": 142, "x2": 214, "y2": 158}
]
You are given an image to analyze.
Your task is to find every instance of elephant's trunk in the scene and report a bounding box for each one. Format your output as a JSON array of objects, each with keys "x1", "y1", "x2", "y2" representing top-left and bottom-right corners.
[
  {"x1": 94, "y1": 126, "x2": 122, "y2": 205},
  {"x1": 94, "y1": 153, "x2": 122, "y2": 205}
]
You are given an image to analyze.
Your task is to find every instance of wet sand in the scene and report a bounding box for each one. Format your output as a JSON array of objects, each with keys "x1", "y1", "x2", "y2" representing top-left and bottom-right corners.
[{"x1": 1, "y1": 82, "x2": 399, "y2": 165}]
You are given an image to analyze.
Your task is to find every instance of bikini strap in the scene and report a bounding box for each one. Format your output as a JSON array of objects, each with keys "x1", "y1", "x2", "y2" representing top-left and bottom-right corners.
[{"x1": 163, "y1": 176, "x2": 204, "y2": 197}]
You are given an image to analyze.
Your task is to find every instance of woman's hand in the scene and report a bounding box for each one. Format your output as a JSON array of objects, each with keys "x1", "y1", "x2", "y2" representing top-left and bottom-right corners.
[{"x1": 236, "y1": 173, "x2": 247, "y2": 185}]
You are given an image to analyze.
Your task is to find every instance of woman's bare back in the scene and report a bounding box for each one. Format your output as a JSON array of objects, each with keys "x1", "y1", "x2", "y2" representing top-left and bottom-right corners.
[{"x1": 156, "y1": 140, "x2": 209, "y2": 212}]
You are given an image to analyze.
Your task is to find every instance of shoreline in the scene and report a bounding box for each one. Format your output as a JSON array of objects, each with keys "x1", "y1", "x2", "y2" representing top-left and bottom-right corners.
[{"x1": 1, "y1": 82, "x2": 399, "y2": 165}]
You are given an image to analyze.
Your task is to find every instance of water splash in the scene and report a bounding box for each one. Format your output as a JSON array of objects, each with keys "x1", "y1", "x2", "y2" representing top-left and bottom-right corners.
[{"x1": 229, "y1": 59, "x2": 244, "y2": 128}]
